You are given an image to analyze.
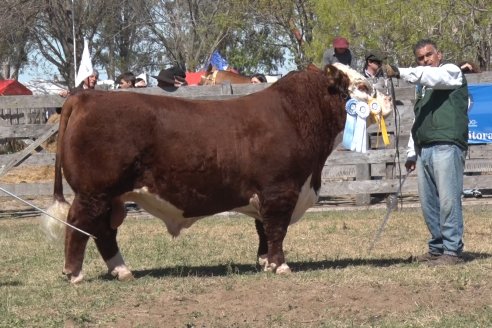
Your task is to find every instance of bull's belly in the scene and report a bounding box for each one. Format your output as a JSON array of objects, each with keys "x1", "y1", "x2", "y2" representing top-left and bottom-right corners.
[{"x1": 122, "y1": 175, "x2": 318, "y2": 236}]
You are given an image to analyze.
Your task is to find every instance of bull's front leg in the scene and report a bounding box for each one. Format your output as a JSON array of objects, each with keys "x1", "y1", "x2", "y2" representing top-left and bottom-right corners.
[
  {"x1": 254, "y1": 219, "x2": 268, "y2": 268},
  {"x1": 258, "y1": 217, "x2": 291, "y2": 274}
]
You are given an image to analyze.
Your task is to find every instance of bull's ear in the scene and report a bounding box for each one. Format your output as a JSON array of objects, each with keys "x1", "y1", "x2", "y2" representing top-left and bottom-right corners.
[
  {"x1": 324, "y1": 64, "x2": 339, "y2": 77},
  {"x1": 306, "y1": 63, "x2": 321, "y2": 72}
]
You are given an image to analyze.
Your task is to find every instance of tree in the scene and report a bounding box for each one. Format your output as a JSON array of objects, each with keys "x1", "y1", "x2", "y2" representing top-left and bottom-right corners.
[{"x1": 0, "y1": 0, "x2": 39, "y2": 80}]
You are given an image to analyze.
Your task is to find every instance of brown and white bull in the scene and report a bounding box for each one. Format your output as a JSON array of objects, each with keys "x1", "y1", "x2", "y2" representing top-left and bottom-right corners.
[{"x1": 43, "y1": 64, "x2": 383, "y2": 283}]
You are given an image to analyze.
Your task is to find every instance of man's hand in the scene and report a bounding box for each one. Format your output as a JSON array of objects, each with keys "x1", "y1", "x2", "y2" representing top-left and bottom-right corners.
[
  {"x1": 382, "y1": 64, "x2": 400, "y2": 78},
  {"x1": 405, "y1": 160, "x2": 416, "y2": 172}
]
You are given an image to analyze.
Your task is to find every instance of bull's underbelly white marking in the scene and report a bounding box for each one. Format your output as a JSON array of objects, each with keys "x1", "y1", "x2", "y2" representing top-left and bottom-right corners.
[
  {"x1": 290, "y1": 174, "x2": 318, "y2": 224},
  {"x1": 121, "y1": 187, "x2": 203, "y2": 237},
  {"x1": 123, "y1": 176, "x2": 317, "y2": 234},
  {"x1": 234, "y1": 174, "x2": 318, "y2": 225}
]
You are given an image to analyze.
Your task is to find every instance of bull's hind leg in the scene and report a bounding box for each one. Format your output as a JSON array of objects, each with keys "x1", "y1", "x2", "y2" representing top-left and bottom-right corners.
[{"x1": 64, "y1": 195, "x2": 132, "y2": 283}]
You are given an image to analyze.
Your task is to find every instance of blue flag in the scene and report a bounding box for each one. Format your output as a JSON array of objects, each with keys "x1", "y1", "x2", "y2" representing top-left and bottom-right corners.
[{"x1": 209, "y1": 51, "x2": 229, "y2": 70}]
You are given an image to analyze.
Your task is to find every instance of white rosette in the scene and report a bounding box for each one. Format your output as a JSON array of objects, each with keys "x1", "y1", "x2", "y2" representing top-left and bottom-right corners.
[
  {"x1": 350, "y1": 101, "x2": 370, "y2": 153},
  {"x1": 342, "y1": 99, "x2": 358, "y2": 150}
]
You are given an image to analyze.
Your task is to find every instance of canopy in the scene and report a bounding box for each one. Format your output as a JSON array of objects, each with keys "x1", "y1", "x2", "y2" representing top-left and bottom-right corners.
[
  {"x1": 0, "y1": 80, "x2": 33, "y2": 96},
  {"x1": 467, "y1": 84, "x2": 492, "y2": 144}
]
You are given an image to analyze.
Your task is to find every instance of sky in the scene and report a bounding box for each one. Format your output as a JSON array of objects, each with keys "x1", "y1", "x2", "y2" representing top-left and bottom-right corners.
[{"x1": 18, "y1": 50, "x2": 296, "y2": 86}]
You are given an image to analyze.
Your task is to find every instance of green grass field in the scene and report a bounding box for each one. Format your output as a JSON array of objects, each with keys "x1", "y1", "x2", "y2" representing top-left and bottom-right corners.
[{"x1": 1, "y1": 206, "x2": 491, "y2": 327}]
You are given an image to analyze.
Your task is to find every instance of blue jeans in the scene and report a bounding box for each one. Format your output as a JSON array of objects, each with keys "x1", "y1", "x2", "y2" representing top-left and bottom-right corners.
[{"x1": 416, "y1": 143, "x2": 466, "y2": 256}]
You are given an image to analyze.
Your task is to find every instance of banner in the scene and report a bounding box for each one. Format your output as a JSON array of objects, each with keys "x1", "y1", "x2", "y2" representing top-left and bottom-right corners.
[
  {"x1": 209, "y1": 51, "x2": 229, "y2": 71},
  {"x1": 468, "y1": 84, "x2": 492, "y2": 144},
  {"x1": 75, "y1": 39, "x2": 93, "y2": 87}
]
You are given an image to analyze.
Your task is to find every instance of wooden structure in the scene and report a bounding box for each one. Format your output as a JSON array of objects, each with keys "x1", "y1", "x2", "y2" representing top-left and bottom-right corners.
[{"x1": 1, "y1": 72, "x2": 492, "y2": 205}]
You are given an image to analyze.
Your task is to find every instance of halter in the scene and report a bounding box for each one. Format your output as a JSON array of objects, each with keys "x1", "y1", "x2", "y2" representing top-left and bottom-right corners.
[{"x1": 201, "y1": 70, "x2": 219, "y2": 85}]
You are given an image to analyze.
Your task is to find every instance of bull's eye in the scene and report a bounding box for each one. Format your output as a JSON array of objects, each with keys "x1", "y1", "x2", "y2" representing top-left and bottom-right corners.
[{"x1": 357, "y1": 84, "x2": 369, "y2": 92}]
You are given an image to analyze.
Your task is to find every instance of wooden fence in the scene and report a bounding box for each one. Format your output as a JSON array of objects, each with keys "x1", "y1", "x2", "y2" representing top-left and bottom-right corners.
[{"x1": 1, "y1": 71, "x2": 492, "y2": 205}]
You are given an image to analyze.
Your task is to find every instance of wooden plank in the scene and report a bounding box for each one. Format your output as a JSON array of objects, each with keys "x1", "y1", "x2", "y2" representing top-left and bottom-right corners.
[
  {"x1": 0, "y1": 124, "x2": 54, "y2": 139},
  {"x1": 355, "y1": 163, "x2": 371, "y2": 205},
  {"x1": 0, "y1": 123, "x2": 59, "y2": 176},
  {"x1": 0, "y1": 181, "x2": 72, "y2": 197},
  {"x1": 327, "y1": 148, "x2": 406, "y2": 165},
  {"x1": 0, "y1": 95, "x2": 64, "y2": 110},
  {"x1": 0, "y1": 153, "x2": 56, "y2": 166},
  {"x1": 320, "y1": 174, "x2": 492, "y2": 196}
]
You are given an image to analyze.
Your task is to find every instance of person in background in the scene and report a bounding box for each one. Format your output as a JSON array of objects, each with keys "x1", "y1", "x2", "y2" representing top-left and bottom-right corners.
[
  {"x1": 135, "y1": 78, "x2": 147, "y2": 88},
  {"x1": 115, "y1": 71, "x2": 136, "y2": 89},
  {"x1": 323, "y1": 36, "x2": 352, "y2": 67},
  {"x1": 152, "y1": 66, "x2": 188, "y2": 89},
  {"x1": 362, "y1": 51, "x2": 385, "y2": 79},
  {"x1": 384, "y1": 39, "x2": 469, "y2": 266},
  {"x1": 59, "y1": 69, "x2": 99, "y2": 97},
  {"x1": 251, "y1": 73, "x2": 267, "y2": 83}
]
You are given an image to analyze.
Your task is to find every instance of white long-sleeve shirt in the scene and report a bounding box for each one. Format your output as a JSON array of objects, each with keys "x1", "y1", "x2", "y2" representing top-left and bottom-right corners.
[
  {"x1": 399, "y1": 63, "x2": 463, "y2": 90},
  {"x1": 402, "y1": 63, "x2": 465, "y2": 161}
]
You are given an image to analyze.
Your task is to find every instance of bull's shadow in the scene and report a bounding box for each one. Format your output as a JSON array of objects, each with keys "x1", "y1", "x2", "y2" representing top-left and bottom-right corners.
[{"x1": 101, "y1": 251, "x2": 490, "y2": 280}]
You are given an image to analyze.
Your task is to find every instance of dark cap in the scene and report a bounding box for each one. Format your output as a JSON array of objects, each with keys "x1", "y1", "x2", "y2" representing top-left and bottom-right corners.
[
  {"x1": 333, "y1": 37, "x2": 349, "y2": 49},
  {"x1": 152, "y1": 66, "x2": 187, "y2": 84},
  {"x1": 365, "y1": 51, "x2": 386, "y2": 63}
]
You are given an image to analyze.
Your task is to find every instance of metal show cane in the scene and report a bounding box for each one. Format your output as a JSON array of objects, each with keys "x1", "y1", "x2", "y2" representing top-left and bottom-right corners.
[
  {"x1": 0, "y1": 186, "x2": 96, "y2": 239},
  {"x1": 367, "y1": 169, "x2": 413, "y2": 253}
]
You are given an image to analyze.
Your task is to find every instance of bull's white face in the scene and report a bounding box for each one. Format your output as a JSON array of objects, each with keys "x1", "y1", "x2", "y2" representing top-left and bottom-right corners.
[
  {"x1": 332, "y1": 63, "x2": 373, "y2": 101},
  {"x1": 333, "y1": 62, "x2": 394, "y2": 118}
]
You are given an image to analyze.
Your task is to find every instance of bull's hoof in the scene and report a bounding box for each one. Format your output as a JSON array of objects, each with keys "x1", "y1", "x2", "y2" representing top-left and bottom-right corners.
[
  {"x1": 63, "y1": 268, "x2": 84, "y2": 284},
  {"x1": 110, "y1": 266, "x2": 134, "y2": 281},
  {"x1": 70, "y1": 273, "x2": 85, "y2": 284},
  {"x1": 264, "y1": 262, "x2": 291, "y2": 274},
  {"x1": 276, "y1": 263, "x2": 292, "y2": 274}
]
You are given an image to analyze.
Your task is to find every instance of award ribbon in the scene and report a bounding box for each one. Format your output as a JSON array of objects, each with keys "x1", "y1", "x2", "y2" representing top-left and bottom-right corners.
[{"x1": 342, "y1": 99, "x2": 358, "y2": 150}]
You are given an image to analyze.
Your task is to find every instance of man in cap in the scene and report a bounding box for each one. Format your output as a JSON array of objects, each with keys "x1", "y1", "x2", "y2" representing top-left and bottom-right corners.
[
  {"x1": 152, "y1": 66, "x2": 188, "y2": 89},
  {"x1": 362, "y1": 51, "x2": 385, "y2": 79},
  {"x1": 323, "y1": 36, "x2": 352, "y2": 67}
]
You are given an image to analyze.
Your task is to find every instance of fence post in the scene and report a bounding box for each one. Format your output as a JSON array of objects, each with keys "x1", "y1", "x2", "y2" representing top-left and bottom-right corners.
[{"x1": 355, "y1": 163, "x2": 371, "y2": 205}]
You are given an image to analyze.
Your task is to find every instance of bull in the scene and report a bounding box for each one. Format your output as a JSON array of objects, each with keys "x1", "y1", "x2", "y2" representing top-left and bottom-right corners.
[{"x1": 43, "y1": 64, "x2": 385, "y2": 283}]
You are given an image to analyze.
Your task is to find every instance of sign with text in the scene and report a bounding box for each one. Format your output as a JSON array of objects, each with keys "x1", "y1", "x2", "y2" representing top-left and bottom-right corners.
[{"x1": 468, "y1": 84, "x2": 492, "y2": 144}]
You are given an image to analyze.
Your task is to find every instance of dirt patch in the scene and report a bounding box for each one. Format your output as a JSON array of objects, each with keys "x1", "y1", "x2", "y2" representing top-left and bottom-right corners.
[{"x1": 104, "y1": 275, "x2": 491, "y2": 327}]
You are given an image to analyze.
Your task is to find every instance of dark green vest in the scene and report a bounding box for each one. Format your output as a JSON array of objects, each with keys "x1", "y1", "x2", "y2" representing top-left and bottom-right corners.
[{"x1": 411, "y1": 71, "x2": 469, "y2": 150}]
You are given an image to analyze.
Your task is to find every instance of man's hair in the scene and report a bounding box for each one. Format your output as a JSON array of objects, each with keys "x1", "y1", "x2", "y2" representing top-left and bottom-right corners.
[
  {"x1": 92, "y1": 68, "x2": 99, "y2": 78},
  {"x1": 413, "y1": 39, "x2": 438, "y2": 55},
  {"x1": 116, "y1": 71, "x2": 136, "y2": 85}
]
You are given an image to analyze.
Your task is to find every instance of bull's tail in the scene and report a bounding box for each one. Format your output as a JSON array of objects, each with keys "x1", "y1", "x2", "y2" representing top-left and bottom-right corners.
[{"x1": 41, "y1": 96, "x2": 77, "y2": 241}]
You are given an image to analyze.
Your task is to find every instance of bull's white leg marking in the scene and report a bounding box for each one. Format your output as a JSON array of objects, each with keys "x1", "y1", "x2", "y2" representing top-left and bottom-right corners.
[
  {"x1": 106, "y1": 251, "x2": 134, "y2": 281},
  {"x1": 122, "y1": 187, "x2": 203, "y2": 237},
  {"x1": 290, "y1": 174, "x2": 318, "y2": 224},
  {"x1": 258, "y1": 254, "x2": 268, "y2": 268}
]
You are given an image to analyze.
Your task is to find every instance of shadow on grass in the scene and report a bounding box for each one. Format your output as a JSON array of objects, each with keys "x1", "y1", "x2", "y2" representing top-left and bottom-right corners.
[
  {"x1": 0, "y1": 280, "x2": 23, "y2": 287},
  {"x1": 95, "y1": 251, "x2": 492, "y2": 281}
]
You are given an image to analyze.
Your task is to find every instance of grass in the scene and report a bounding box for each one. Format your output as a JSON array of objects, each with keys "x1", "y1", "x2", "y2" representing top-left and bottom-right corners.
[{"x1": 1, "y1": 206, "x2": 492, "y2": 327}]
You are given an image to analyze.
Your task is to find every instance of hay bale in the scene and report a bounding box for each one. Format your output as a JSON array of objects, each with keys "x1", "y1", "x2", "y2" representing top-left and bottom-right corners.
[{"x1": 0, "y1": 165, "x2": 54, "y2": 183}]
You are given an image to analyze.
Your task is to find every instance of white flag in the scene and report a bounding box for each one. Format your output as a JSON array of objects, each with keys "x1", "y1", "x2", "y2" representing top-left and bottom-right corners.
[{"x1": 75, "y1": 39, "x2": 93, "y2": 87}]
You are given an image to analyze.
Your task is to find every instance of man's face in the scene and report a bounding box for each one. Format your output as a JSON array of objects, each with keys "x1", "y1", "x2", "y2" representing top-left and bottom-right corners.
[
  {"x1": 415, "y1": 44, "x2": 442, "y2": 67},
  {"x1": 85, "y1": 74, "x2": 98, "y2": 88}
]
